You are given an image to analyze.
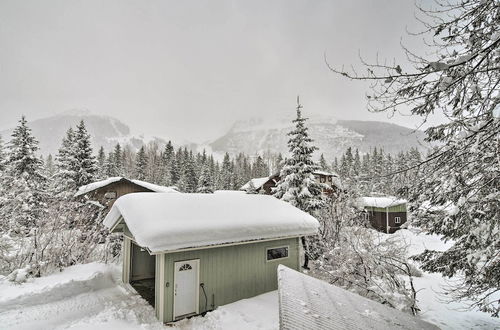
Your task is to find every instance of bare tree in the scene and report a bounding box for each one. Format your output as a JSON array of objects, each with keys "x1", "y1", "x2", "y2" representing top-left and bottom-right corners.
[{"x1": 327, "y1": 0, "x2": 499, "y2": 316}]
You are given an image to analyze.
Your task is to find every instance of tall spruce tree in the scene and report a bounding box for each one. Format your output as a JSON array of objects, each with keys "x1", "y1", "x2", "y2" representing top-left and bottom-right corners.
[
  {"x1": 197, "y1": 163, "x2": 213, "y2": 193},
  {"x1": 73, "y1": 121, "x2": 97, "y2": 187},
  {"x1": 0, "y1": 135, "x2": 6, "y2": 172},
  {"x1": 96, "y1": 146, "x2": 106, "y2": 179},
  {"x1": 0, "y1": 116, "x2": 47, "y2": 233},
  {"x1": 134, "y1": 146, "x2": 147, "y2": 180},
  {"x1": 273, "y1": 98, "x2": 324, "y2": 269}
]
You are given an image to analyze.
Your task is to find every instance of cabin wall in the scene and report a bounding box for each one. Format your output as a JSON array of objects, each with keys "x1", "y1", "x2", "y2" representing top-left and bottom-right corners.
[
  {"x1": 366, "y1": 208, "x2": 407, "y2": 233},
  {"x1": 87, "y1": 181, "x2": 152, "y2": 208},
  {"x1": 158, "y1": 237, "x2": 300, "y2": 323}
]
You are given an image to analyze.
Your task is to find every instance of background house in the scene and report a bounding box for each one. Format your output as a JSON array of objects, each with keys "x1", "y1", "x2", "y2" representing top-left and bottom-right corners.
[
  {"x1": 103, "y1": 192, "x2": 319, "y2": 323},
  {"x1": 357, "y1": 197, "x2": 408, "y2": 233},
  {"x1": 74, "y1": 177, "x2": 178, "y2": 208},
  {"x1": 240, "y1": 171, "x2": 342, "y2": 195}
]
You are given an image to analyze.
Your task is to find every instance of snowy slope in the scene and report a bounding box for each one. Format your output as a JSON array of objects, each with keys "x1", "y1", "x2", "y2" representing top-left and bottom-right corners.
[
  {"x1": 0, "y1": 263, "x2": 278, "y2": 330},
  {"x1": 1, "y1": 232, "x2": 497, "y2": 330},
  {"x1": 0, "y1": 110, "x2": 171, "y2": 156},
  {"x1": 208, "y1": 114, "x2": 427, "y2": 161},
  {"x1": 390, "y1": 229, "x2": 499, "y2": 330}
]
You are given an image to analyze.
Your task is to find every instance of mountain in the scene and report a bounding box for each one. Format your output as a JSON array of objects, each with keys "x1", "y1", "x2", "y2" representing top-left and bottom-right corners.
[
  {"x1": 0, "y1": 110, "x2": 168, "y2": 156},
  {"x1": 208, "y1": 114, "x2": 428, "y2": 161}
]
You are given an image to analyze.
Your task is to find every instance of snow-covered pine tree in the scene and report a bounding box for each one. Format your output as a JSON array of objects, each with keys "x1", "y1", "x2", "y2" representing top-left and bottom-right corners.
[
  {"x1": 252, "y1": 155, "x2": 268, "y2": 178},
  {"x1": 197, "y1": 163, "x2": 213, "y2": 193},
  {"x1": 0, "y1": 117, "x2": 49, "y2": 276},
  {"x1": 161, "y1": 141, "x2": 174, "y2": 185},
  {"x1": 134, "y1": 146, "x2": 147, "y2": 180},
  {"x1": 0, "y1": 135, "x2": 6, "y2": 173},
  {"x1": 54, "y1": 127, "x2": 78, "y2": 194},
  {"x1": 44, "y1": 155, "x2": 55, "y2": 178},
  {"x1": 220, "y1": 152, "x2": 233, "y2": 190},
  {"x1": 112, "y1": 144, "x2": 123, "y2": 176},
  {"x1": 96, "y1": 146, "x2": 106, "y2": 179},
  {"x1": 73, "y1": 120, "x2": 97, "y2": 187},
  {"x1": 319, "y1": 153, "x2": 330, "y2": 172},
  {"x1": 273, "y1": 98, "x2": 325, "y2": 268},
  {"x1": 329, "y1": 0, "x2": 499, "y2": 316}
]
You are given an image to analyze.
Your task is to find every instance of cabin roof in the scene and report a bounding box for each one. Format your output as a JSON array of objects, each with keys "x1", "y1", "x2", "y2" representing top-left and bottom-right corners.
[
  {"x1": 74, "y1": 177, "x2": 179, "y2": 197},
  {"x1": 240, "y1": 176, "x2": 273, "y2": 190},
  {"x1": 277, "y1": 265, "x2": 439, "y2": 330},
  {"x1": 103, "y1": 193, "x2": 319, "y2": 253},
  {"x1": 357, "y1": 196, "x2": 407, "y2": 209}
]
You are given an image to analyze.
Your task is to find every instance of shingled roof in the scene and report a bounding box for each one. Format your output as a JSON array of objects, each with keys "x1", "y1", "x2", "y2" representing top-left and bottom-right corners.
[{"x1": 277, "y1": 265, "x2": 439, "y2": 330}]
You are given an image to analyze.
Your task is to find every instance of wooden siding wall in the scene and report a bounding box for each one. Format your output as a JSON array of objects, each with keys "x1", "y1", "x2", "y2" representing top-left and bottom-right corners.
[
  {"x1": 87, "y1": 181, "x2": 152, "y2": 208},
  {"x1": 131, "y1": 243, "x2": 156, "y2": 281},
  {"x1": 367, "y1": 210, "x2": 408, "y2": 233},
  {"x1": 158, "y1": 237, "x2": 300, "y2": 322}
]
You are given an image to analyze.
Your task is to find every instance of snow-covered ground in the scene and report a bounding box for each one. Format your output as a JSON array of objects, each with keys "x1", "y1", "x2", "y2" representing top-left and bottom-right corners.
[
  {"x1": 391, "y1": 229, "x2": 499, "y2": 330},
  {"x1": 0, "y1": 230, "x2": 498, "y2": 330},
  {"x1": 0, "y1": 262, "x2": 277, "y2": 330}
]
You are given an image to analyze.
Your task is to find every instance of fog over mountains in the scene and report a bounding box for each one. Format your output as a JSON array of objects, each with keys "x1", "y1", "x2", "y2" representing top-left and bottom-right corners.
[{"x1": 1, "y1": 111, "x2": 428, "y2": 161}]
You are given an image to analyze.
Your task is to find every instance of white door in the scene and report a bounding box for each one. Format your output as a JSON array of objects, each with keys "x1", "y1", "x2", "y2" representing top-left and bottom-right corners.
[{"x1": 173, "y1": 259, "x2": 199, "y2": 319}]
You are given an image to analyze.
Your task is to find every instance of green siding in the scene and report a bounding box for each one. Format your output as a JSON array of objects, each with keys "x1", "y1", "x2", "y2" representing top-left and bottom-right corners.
[{"x1": 159, "y1": 237, "x2": 300, "y2": 322}]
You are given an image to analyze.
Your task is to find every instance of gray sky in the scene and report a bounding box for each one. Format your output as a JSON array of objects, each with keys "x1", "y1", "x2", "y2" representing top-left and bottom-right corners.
[{"x1": 0, "y1": 0, "x2": 434, "y2": 142}]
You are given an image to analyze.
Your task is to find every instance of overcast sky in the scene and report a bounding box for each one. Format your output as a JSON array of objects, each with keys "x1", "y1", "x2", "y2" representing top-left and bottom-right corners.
[{"x1": 0, "y1": 0, "x2": 435, "y2": 142}]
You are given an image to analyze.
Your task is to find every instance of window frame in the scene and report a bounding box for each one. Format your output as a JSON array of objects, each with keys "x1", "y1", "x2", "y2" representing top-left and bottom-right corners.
[
  {"x1": 394, "y1": 216, "x2": 401, "y2": 224},
  {"x1": 266, "y1": 245, "x2": 289, "y2": 262}
]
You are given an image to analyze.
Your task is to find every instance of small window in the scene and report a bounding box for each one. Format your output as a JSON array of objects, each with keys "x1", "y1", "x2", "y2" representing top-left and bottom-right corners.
[
  {"x1": 267, "y1": 246, "x2": 289, "y2": 261},
  {"x1": 104, "y1": 191, "x2": 117, "y2": 199},
  {"x1": 179, "y1": 264, "x2": 192, "y2": 271},
  {"x1": 395, "y1": 216, "x2": 401, "y2": 224},
  {"x1": 327, "y1": 176, "x2": 332, "y2": 182},
  {"x1": 363, "y1": 212, "x2": 370, "y2": 221},
  {"x1": 320, "y1": 177, "x2": 326, "y2": 183}
]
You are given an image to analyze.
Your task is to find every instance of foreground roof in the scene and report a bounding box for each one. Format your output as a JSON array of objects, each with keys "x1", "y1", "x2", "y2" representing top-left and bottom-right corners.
[
  {"x1": 277, "y1": 265, "x2": 439, "y2": 330},
  {"x1": 74, "y1": 177, "x2": 179, "y2": 197},
  {"x1": 103, "y1": 193, "x2": 319, "y2": 252},
  {"x1": 357, "y1": 196, "x2": 407, "y2": 208}
]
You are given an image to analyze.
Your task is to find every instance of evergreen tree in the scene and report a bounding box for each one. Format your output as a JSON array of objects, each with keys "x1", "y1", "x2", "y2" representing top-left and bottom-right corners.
[
  {"x1": 73, "y1": 120, "x2": 97, "y2": 187},
  {"x1": 161, "y1": 141, "x2": 175, "y2": 184},
  {"x1": 319, "y1": 154, "x2": 330, "y2": 172},
  {"x1": 112, "y1": 144, "x2": 123, "y2": 176},
  {"x1": 44, "y1": 154, "x2": 56, "y2": 178},
  {"x1": 0, "y1": 135, "x2": 6, "y2": 172},
  {"x1": 252, "y1": 155, "x2": 268, "y2": 178},
  {"x1": 134, "y1": 146, "x2": 147, "y2": 180},
  {"x1": 0, "y1": 116, "x2": 47, "y2": 233},
  {"x1": 197, "y1": 163, "x2": 213, "y2": 193},
  {"x1": 96, "y1": 146, "x2": 106, "y2": 179},
  {"x1": 273, "y1": 98, "x2": 324, "y2": 268},
  {"x1": 220, "y1": 153, "x2": 233, "y2": 190}
]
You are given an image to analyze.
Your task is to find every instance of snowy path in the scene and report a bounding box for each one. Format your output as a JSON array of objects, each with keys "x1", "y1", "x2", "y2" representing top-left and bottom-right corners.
[{"x1": 0, "y1": 263, "x2": 278, "y2": 330}]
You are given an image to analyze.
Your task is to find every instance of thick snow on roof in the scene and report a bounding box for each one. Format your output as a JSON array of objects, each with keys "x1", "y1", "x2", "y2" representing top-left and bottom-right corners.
[
  {"x1": 313, "y1": 170, "x2": 337, "y2": 176},
  {"x1": 75, "y1": 177, "x2": 123, "y2": 197},
  {"x1": 357, "y1": 196, "x2": 407, "y2": 208},
  {"x1": 103, "y1": 193, "x2": 319, "y2": 252},
  {"x1": 277, "y1": 265, "x2": 439, "y2": 330},
  {"x1": 129, "y1": 179, "x2": 179, "y2": 194},
  {"x1": 74, "y1": 177, "x2": 178, "y2": 197},
  {"x1": 240, "y1": 177, "x2": 272, "y2": 190}
]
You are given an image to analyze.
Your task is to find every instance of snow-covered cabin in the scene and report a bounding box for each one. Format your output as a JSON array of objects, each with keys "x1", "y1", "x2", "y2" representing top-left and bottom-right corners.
[
  {"x1": 277, "y1": 265, "x2": 439, "y2": 330},
  {"x1": 103, "y1": 193, "x2": 319, "y2": 323},
  {"x1": 357, "y1": 196, "x2": 407, "y2": 234},
  {"x1": 240, "y1": 171, "x2": 342, "y2": 195},
  {"x1": 74, "y1": 177, "x2": 179, "y2": 208}
]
